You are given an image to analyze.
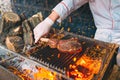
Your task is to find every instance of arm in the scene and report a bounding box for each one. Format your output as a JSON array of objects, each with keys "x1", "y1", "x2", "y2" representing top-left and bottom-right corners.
[
  {"x1": 34, "y1": 0, "x2": 88, "y2": 43},
  {"x1": 52, "y1": 0, "x2": 89, "y2": 22},
  {"x1": 48, "y1": 0, "x2": 89, "y2": 23},
  {"x1": 48, "y1": 10, "x2": 60, "y2": 22}
]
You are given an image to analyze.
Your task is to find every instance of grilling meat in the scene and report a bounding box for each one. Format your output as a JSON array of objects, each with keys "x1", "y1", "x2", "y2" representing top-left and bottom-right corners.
[{"x1": 40, "y1": 38, "x2": 82, "y2": 54}]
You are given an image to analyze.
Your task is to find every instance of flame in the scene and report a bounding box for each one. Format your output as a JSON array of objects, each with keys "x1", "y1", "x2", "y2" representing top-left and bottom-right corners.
[
  {"x1": 8, "y1": 66, "x2": 57, "y2": 80},
  {"x1": 8, "y1": 66, "x2": 32, "y2": 80},
  {"x1": 57, "y1": 53, "x2": 61, "y2": 58},
  {"x1": 33, "y1": 66, "x2": 57, "y2": 80},
  {"x1": 73, "y1": 57, "x2": 77, "y2": 62},
  {"x1": 7, "y1": 54, "x2": 102, "y2": 80},
  {"x1": 68, "y1": 54, "x2": 102, "y2": 80},
  {"x1": 76, "y1": 54, "x2": 102, "y2": 74}
]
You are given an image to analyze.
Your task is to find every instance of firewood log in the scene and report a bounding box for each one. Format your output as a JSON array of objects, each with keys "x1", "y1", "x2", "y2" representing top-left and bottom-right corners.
[
  {"x1": 22, "y1": 12, "x2": 44, "y2": 46},
  {"x1": 5, "y1": 36, "x2": 24, "y2": 53},
  {"x1": 37, "y1": 12, "x2": 44, "y2": 22},
  {"x1": 0, "y1": 12, "x2": 21, "y2": 34},
  {"x1": 28, "y1": 12, "x2": 43, "y2": 29},
  {"x1": 22, "y1": 20, "x2": 34, "y2": 46},
  {"x1": 8, "y1": 26, "x2": 23, "y2": 37},
  {"x1": 28, "y1": 16, "x2": 40, "y2": 29}
]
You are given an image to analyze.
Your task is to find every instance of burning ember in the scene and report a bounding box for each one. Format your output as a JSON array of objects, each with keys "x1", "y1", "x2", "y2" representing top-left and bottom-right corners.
[
  {"x1": 3, "y1": 56, "x2": 58, "y2": 80},
  {"x1": 6, "y1": 54, "x2": 102, "y2": 80},
  {"x1": 68, "y1": 54, "x2": 102, "y2": 80},
  {"x1": 8, "y1": 66, "x2": 32, "y2": 80},
  {"x1": 8, "y1": 66, "x2": 57, "y2": 80}
]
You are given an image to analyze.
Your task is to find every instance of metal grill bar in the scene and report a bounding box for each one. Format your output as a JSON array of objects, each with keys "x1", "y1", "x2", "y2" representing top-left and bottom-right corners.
[
  {"x1": 31, "y1": 46, "x2": 84, "y2": 71},
  {"x1": 28, "y1": 30, "x2": 119, "y2": 80}
]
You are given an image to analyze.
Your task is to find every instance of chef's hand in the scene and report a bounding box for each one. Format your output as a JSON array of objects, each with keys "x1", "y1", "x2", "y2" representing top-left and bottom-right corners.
[{"x1": 33, "y1": 17, "x2": 54, "y2": 43}]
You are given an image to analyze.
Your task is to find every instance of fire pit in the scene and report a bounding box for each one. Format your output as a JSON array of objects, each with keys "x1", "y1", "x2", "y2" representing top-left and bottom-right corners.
[
  {"x1": 0, "y1": 12, "x2": 118, "y2": 80},
  {"x1": 1, "y1": 29, "x2": 118, "y2": 80},
  {"x1": 27, "y1": 29, "x2": 118, "y2": 80},
  {"x1": 0, "y1": 29, "x2": 118, "y2": 80}
]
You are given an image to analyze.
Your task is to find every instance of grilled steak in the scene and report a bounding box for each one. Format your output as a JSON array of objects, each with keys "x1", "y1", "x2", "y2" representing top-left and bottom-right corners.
[
  {"x1": 41, "y1": 38, "x2": 82, "y2": 54},
  {"x1": 57, "y1": 38, "x2": 82, "y2": 54},
  {"x1": 47, "y1": 38, "x2": 59, "y2": 48}
]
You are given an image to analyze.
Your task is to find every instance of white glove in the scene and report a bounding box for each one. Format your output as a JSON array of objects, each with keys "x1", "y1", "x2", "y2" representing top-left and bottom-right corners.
[{"x1": 33, "y1": 17, "x2": 54, "y2": 43}]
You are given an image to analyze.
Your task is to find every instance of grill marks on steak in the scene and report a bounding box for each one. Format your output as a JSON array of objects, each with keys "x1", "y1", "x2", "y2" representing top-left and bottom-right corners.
[
  {"x1": 57, "y1": 38, "x2": 82, "y2": 54},
  {"x1": 41, "y1": 38, "x2": 82, "y2": 54},
  {"x1": 48, "y1": 39, "x2": 59, "y2": 48}
]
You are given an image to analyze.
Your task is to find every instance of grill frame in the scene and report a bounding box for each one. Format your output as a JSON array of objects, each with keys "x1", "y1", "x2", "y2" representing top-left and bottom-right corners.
[
  {"x1": 0, "y1": 65, "x2": 22, "y2": 80},
  {"x1": 64, "y1": 31, "x2": 118, "y2": 80},
  {"x1": 29, "y1": 29, "x2": 119, "y2": 80},
  {"x1": 0, "y1": 29, "x2": 118, "y2": 80}
]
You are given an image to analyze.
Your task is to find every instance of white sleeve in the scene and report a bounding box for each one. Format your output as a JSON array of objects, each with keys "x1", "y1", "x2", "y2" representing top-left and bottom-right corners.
[{"x1": 53, "y1": 0, "x2": 88, "y2": 23}]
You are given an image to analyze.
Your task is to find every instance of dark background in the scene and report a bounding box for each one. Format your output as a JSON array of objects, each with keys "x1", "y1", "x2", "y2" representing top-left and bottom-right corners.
[{"x1": 11, "y1": 0, "x2": 96, "y2": 38}]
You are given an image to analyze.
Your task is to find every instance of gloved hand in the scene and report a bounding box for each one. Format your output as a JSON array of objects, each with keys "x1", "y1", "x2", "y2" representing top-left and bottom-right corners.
[{"x1": 33, "y1": 17, "x2": 54, "y2": 43}]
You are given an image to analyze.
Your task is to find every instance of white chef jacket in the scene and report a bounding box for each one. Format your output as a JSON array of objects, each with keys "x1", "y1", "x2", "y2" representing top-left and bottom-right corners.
[{"x1": 53, "y1": 0, "x2": 120, "y2": 47}]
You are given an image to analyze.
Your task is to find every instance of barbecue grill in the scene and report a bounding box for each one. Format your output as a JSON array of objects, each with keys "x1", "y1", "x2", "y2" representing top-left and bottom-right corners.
[{"x1": 0, "y1": 28, "x2": 118, "y2": 80}]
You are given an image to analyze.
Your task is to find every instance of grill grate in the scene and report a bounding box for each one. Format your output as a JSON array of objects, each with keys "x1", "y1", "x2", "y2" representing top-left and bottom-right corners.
[
  {"x1": 27, "y1": 30, "x2": 119, "y2": 80},
  {"x1": 0, "y1": 29, "x2": 118, "y2": 80},
  {"x1": 30, "y1": 32, "x2": 117, "y2": 75},
  {"x1": 31, "y1": 46, "x2": 83, "y2": 73}
]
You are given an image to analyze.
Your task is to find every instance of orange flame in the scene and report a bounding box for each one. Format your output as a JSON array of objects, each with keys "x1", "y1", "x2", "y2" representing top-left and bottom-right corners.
[
  {"x1": 68, "y1": 54, "x2": 102, "y2": 80},
  {"x1": 8, "y1": 66, "x2": 57, "y2": 80}
]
